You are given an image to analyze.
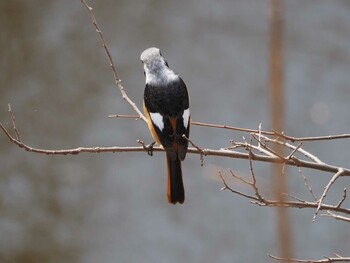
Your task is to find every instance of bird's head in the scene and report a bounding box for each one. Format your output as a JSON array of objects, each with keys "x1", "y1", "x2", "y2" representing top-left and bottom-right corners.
[
  {"x1": 140, "y1": 47, "x2": 169, "y2": 72},
  {"x1": 140, "y1": 47, "x2": 178, "y2": 85}
]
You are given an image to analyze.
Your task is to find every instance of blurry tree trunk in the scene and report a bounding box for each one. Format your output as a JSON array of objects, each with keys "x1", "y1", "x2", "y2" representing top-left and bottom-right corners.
[{"x1": 269, "y1": 0, "x2": 294, "y2": 261}]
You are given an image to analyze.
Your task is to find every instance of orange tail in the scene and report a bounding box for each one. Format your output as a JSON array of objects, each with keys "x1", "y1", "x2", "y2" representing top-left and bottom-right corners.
[{"x1": 166, "y1": 154, "x2": 185, "y2": 204}]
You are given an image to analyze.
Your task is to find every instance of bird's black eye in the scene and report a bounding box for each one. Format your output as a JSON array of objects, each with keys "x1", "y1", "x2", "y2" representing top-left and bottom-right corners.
[
  {"x1": 143, "y1": 71, "x2": 145, "y2": 76},
  {"x1": 164, "y1": 60, "x2": 169, "y2": 67}
]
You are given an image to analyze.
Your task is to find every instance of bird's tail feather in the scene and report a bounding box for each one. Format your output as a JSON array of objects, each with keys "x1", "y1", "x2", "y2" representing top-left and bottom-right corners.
[{"x1": 166, "y1": 154, "x2": 185, "y2": 204}]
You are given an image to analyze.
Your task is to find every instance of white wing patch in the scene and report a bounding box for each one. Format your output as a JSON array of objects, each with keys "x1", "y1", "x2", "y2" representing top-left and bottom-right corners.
[
  {"x1": 150, "y1": 112, "x2": 164, "y2": 131},
  {"x1": 183, "y1": 108, "x2": 190, "y2": 129}
]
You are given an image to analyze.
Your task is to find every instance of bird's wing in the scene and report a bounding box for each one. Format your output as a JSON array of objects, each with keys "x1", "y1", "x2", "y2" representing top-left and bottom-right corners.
[{"x1": 144, "y1": 78, "x2": 190, "y2": 161}]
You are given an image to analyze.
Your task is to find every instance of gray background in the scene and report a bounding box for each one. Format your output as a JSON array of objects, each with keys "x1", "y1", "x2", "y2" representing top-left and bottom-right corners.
[{"x1": 1, "y1": 0, "x2": 350, "y2": 262}]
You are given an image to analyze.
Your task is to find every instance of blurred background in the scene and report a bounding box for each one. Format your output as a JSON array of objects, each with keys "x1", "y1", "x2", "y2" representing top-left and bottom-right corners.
[{"x1": 1, "y1": 0, "x2": 350, "y2": 262}]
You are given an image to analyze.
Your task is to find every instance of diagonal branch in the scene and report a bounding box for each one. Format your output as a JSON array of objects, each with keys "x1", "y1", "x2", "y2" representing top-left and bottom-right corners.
[
  {"x1": 336, "y1": 188, "x2": 347, "y2": 209},
  {"x1": 8, "y1": 103, "x2": 21, "y2": 141},
  {"x1": 313, "y1": 168, "x2": 345, "y2": 220},
  {"x1": 80, "y1": 0, "x2": 147, "y2": 123},
  {"x1": 297, "y1": 168, "x2": 318, "y2": 201},
  {"x1": 248, "y1": 145, "x2": 265, "y2": 202}
]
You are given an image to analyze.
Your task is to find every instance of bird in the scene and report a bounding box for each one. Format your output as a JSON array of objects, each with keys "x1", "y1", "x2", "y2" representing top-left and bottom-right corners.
[{"x1": 141, "y1": 47, "x2": 190, "y2": 204}]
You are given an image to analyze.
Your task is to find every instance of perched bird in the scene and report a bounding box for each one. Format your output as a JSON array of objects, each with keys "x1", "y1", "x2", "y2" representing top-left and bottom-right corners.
[{"x1": 141, "y1": 47, "x2": 190, "y2": 204}]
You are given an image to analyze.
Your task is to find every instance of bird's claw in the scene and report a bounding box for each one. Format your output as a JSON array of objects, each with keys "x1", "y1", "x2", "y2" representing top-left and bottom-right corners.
[{"x1": 146, "y1": 141, "x2": 156, "y2": 156}]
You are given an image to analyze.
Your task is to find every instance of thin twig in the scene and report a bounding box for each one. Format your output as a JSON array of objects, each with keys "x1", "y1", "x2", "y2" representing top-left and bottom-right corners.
[
  {"x1": 336, "y1": 188, "x2": 347, "y2": 209},
  {"x1": 229, "y1": 169, "x2": 251, "y2": 185},
  {"x1": 182, "y1": 135, "x2": 205, "y2": 154},
  {"x1": 108, "y1": 114, "x2": 141, "y2": 119},
  {"x1": 192, "y1": 121, "x2": 275, "y2": 136},
  {"x1": 298, "y1": 167, "x2": 318, "y2": 201},
  {"x1": 286, "y1": 142, "x2": 303, "y2": 159},
  {"x1": 260, "y1": 134, "x2": 324, "y2": 164},
  {"x1": 314, "y1": 169, "x2": 345, "y2": 220},
  {"x1": 182, "y1": 135, "x2": 205, "y2": 166},
  {"x1": 8, "y1": 104, "x2": 20, "y2": 141},
  {"x1": 321, "y1": 211, "x2": 350, "y2": 223},
  {"x1": 248, "y1": 144, "x2": 264, "y2": 201},
  {"x1": 273, "y1": 129, "x2": 350, "y2": 143},
  {"x1": 218, "y1": 171, "x2": 260, "y2": 201},
  {"x1": 258, "y1": 123, "x2": 262, "y2": 148},
  {"x1": 249, "y1": 143, "x2": 276, "y2": 157},
  {"x1": 252, "y1": 134, "x2": 286, "y2": 161},
  {"x1": 284, "y1": 193, "x2": 308, "y2": 204}
]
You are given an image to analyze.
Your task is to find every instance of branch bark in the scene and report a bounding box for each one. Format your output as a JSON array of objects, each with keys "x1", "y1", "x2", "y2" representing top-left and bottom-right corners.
[{"x1": 269, "y1": 254, "x2": 350, "y2": 263}]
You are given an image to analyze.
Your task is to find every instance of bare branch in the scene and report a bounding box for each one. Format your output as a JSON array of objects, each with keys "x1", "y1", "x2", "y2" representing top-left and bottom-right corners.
[
  {"x1": 228, "y1": 169, "x2": 251, "y2": 185},
  {"x1": 273, "y1": 129, "x2": 350, "y2": 143},
  {"x1": 283, "y1": 193, "x2": 309, "y2": 204},
  {"x1": 314, "y1": 169, "x2": 345, "y2": 220},
  {"x1": 269, "y1": 254, "x2": 350, "y2": 263},
  {"x1": 0, "y1": 133, "x2": 158, "y2": 155},
  {"x1": 336, "y1": 188, "x2": 347, "y2": 209},
  {"x1": 108, "y1": 114, "x2": 141, "y2": 119},
  {"x1": 192, "y1": 121, "x2": 350, "y2": 142},
  {"x1": 226, "y1": 167, "x2": 266, "y2": 203},
  {"x1": 251, "y1": 133, "x2": 286, "y2": 161},
  {"x1": 182, "y1": 135, "x2": 205, "y2": 166},
  {"x1": 298, "y1": 168, "x2": 317, "y2": 201},
  {"x1": 259, "y1": 134, "x2": 324, "y2": 164},
  {"x1": 248, "y1": 146, "x2": 264, "y2": 202},
  {"x1": 2, "y1": 115, "x2": 350, "y2": 177},
  {"x1": 80, "y1": 0, "x2": 147, "y2": 122},
  {"x1": 286, "y1": 142, "x2": 303, "y2": 160},
  {"x1": 218, "y1": 171, "x2": 260, "y2": 201},
  {"x1": 182, "y1": 135, "x2": 205, "y2": 154},
  {"x1": 321, "y1": 211, "x2": 350, "y2": 223},
  {"x1": 253, "y1": 199, "x2": 350, "y2": 215},
  {"x1": 220, "y1": 164, "x2": 350, "y2": 215},
  {"x1": 192, "y1": 121, "x2": 275, "y2": 136},
  {"x1": 231, "y1": 139, "x2": 275, "y2": 157},
  {"x1": 8, "y1": 103, "x2": 20, "y2": 141},
  {"x1": 285, "y1": 143, "x2": 323, "y2": 164}
]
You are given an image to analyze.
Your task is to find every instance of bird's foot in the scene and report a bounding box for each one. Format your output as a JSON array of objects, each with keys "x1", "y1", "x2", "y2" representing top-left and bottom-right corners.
[{"x1": 146, "y1": 141, "x2": 156, "y2": 156}]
